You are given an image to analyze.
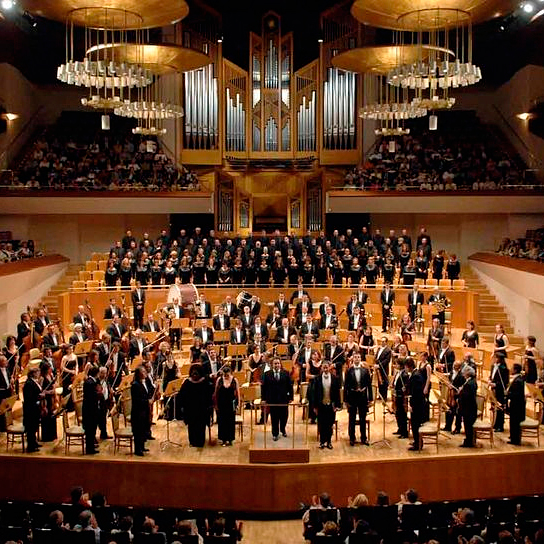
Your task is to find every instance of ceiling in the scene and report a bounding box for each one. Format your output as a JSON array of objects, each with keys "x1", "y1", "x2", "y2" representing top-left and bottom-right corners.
[{"x1": 0, "y1": 0, "x2": 543, "y2": 87}]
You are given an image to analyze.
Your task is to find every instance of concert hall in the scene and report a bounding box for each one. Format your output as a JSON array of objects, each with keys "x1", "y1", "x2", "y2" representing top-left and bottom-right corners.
[{"x1": 1, "y1": 0, "x2": 544, "y2": 542}]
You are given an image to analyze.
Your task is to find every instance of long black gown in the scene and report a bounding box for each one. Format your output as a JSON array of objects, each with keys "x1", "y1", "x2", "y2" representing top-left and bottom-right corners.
[
  {"x1": 215, "y1": 377, "x2": 238, "y2": 443},
  {"x1": 179, "y1": 378, "x2": 212, "y2": 447},
  {"x1": 41, "y1": 376, "x2": 58, "y2": 442}
]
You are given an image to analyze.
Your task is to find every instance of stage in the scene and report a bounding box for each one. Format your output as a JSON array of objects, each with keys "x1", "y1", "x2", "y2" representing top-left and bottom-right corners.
[{"x1": 1, "y1": 399, "x2": 543, "y2": 513}]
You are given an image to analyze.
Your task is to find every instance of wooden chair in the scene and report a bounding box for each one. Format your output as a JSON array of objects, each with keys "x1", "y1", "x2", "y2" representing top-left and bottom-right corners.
[
  {"x1": 235, "y1": 403, "x2": 244, "y2": 442},
  {"x1": 474, "y1": 395, "x2": 495, "y2": 447},
  {"x1": 85, "y1": 260, "x2": 98, "y2": 272},
  {"x1": 418, "y1": 401, "x2": 443, "y2": 452},
  {"x1": 112, "y1": 413, "x2": 133, "y2": 454},
  {"x1": 414, "y1": 278, "x2": 425, "y2": 287},
  {"x1": 5, "y1": 407, "x2": 25, "y2": 452},
  {"x1": 72, "y1": 280, "x2": 86, "y2": 291},
  {"x1": 91, "y1": 252, "x2": 102, "y2": 261},
  {"x1": 520, "y1": 404, "x2": 541, "y2": 446},
  {"x1": 62, "y1": 411, "x2": 85, "y2": 454},
  {"x1": 453, "y1": 279, "x2": 466, "y2": 290},
  {"x1": 426, "y1": 278, "x2": 438, "y2": 287},
  {"x1": 443, "y1": 310, "x2": 453, "y2": 335},
  {"x1": 98, "y1": 260, "x2": 108, "y2": 271},
  {"x1": 439, "y1": 279, "x2": 451, "y2": 289},
  {"x1": 86, "y1": 280, "x2": 100, "y2": 290},
  {"x1": 79, "y1": 270, "x2": 92, "y2": 281},
  {"x1": 93, "y1": 270, "x2": 105, "y2": 282}
]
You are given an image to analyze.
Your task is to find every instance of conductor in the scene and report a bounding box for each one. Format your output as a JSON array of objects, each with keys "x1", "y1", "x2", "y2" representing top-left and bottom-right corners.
[{"x1": 261, "y1": 358, "x2": 293, "y2": 441}]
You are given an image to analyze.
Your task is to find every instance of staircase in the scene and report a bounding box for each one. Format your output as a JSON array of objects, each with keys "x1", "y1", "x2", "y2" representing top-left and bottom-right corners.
[
  {"x1": 37, "y1": 264, "x2": 82, "y2": 321},
  {"x1": 462, "y1": 266, "x2": 525, "y2": 346}
]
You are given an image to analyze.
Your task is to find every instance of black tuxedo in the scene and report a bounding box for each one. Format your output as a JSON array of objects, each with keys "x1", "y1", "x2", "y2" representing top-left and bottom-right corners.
[
  {"x1": 290, "y1": 289, "x2": 311, "y2": 304},
  {"x1": 275, "y1": 326, "x2": 295, "y2": 344},
  {"x1": 249, "y1": 301, "x2": 261, "y2": 316},
  {"x1": 131, "y1": 288, "x2": 146, "y2": 329},
  {"x1": 212, "y1": 315, "x2": 230, "y2": 331},
  {"x1": 16, "y1": 322, "x2": 31, "y2": 346},
  {"x1": 274, "y1": 300, "x2": 289, "y2": 317},
  {"x1": 33, "y1": 317, "x2": 50, "y2": 336},
  {"x1": 507, "y1": 374, "x2": 526, "y2": 445},
  {"x1": 129, "y1": 338, "x2": 149, "y2": 360},
  {"x1": 356, "y1": 292, "x2": 369, "y2": 305},
  {"x1": 444, "y1": 368, "x2": 465, "y2": 432},
  {"x1": 104, "y1": 306, "x2": 122, "y2": 320},
  {"x1": 106, "y1": 322, "x2": 126, "y2": 342},
  {"x1": 142, "y1": 320, "x2": 160, "y2": 333},
  {"x1": 319, "y1": 314, "x2": 338, "y2": 331},
  {"x1": 380, "y1": 288, "x2": 395, "y2": 331},
  {"x1": 344, "y1": 365, "x2": 373, "y2": 443},
  {"x1": 346, "y1": 300, "x2": 362, "y2": 317},
  {"x1": 250, "y1": 324, "x2": 268, "y2": 341},
  {"x1": 82, "y1": 376, "x2": 100, "y2": 454},
  {"x1": 348, "y1": 313, "x2": 365, "y2": 332},
  {"x1": 427, "y1": 327, "x2": 444, "y2": 362},
  {"x1": 240, "y1": 314, "x2": 254, "y2": 330},
  {"x1": 459, "y1": 376, "x2": 478, "y2": 446},
  {"x1": 261, "y1": 369, "x2": 293, "y2": 438},
  {"x1": 73, "y1": 313, "x2": 90, "y2": 326},
  {"x1": 194, "y1": 327, "x2": 214, "y2": 344},
  {"x1": 42, "y1": 333, "x2": 61, "y2": 351},
  {"x1": 299, "y1": 321, "x2": 319, "y2": 340},
  {"x1": 196, "y1": 301, "x2": 212, "y2": 319},
  {"x1": 202, "y1": 358, "x2": 222, "y2": 379},
  {"x1": 107, "y1": 353, "x2": 128, "y2": 390},
  {"x1": 374, "y1": 345, "x2": 392, "y2": 400},
  {"x1": 23, "y1": 378, "x2": 42, "y2": 450},
  {"x1": 319, "y1": 303, "x2": 337, "y2": 317},
  {"x1": 324, "y1": 344, "x2": 345, "y2": 384},
  {"x1": 230, "y1": 328, "x2": 247, "y2": 345},
  {"x1": 222, "y1": 302, "x2": 238, "y2": 318},
  {"x1": 69, "y1": 332, "x2": 87, "y2": 346},
  {"x1": 295, "y1": 301, "x2": 313, "y2": 316},
  {"x1": 408, "y1": 371, "x2": 426, "y2": 449},
  {"x1": 438, "y1": 347, "x2": 456, "y2": 374},
  {"x1": 407, "y1": 292, "x2": 424, "y2": 321},
  {"x1": 313, "y1": 374, "x2": 341, "y2": 445},
  {"x1": 131, "y1": 380, "x2": 151, "y2": 455}
]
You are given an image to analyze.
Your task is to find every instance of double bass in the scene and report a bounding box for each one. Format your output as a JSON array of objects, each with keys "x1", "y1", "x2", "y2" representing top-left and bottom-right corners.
[{"x1": 84, "y1": 299, "x2": 100, "y2": 340}]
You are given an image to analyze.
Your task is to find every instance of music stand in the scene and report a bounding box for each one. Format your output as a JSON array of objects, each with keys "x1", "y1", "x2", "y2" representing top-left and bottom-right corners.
[
  {"x1": 74, "y1": 340, "x2": 94, "y2": 357},
  {"x1": 371, "y1": 389, "x2": 392, "y2": 449},
  {"x1": 160, "y1": 378, "x2": 184, "y2": 450},
  {"x1": 118, "y1": 373, "x2": 134, "y2": 392}
]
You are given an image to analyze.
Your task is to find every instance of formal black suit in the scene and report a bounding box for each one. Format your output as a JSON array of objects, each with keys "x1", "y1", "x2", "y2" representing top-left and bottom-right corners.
[
  {"x1": 222, "y1": 302, "x2": 238, "y2": 318},
  {"x1": 106, "y1": 322, "x2": 126, "y2": 343},
  {"x1": 0, "y1": 367, "x2": 12, "y2": 401},
  {"x1": 250, "y1": 324, "x2": 268, "y2": 341},
  {"x1": 356, "y1": 291, "x2": 369, "y2": 305},
  {"x1": 194, "y1": 327, "x2": 214, "y2": 344},
  {"x1": 427, "y1": 326, "x2": 444, "y2": 363},
  {"x1": 230, "y1": 328, "x2": 247, "y2": 344},
  {"x1": 82, "y1": 376, "x2": 100, "y2": 454},
  {"x1": 274, "y1": 300, "x2": 289, "y2": 317},
  {"x1": 393, "y1": 369, "x2": 408, "y2": 437},
  {"x1": 319, "y1": 314, "x2": 338, "y2": 331},
  {"x1": 33, "y1": 317, "x2": 50, "y2": 336},
  {"x1": 490, "y1": 361, "x2": 509, "y2": 432},
  {"x1": 374, "y1": 345, "x2": 392, "y2": 400},
  {"x1": 380, "y1": 288, "x2": 395, "y2": 332},
  {"x1": 106, "y1": 353, "x2": 128, "y2": 390},
  {"x1": 438, "y1": 347, "x2": 456, "y2": 374},
  {"x1": 408, "y1": 371, "x2": 426, "y2": 449},
  {"x1": 249, "y1": 300, "x2": 261, "y2": 317},
  {"x1": 459, "y1": 376, "x2": 478, "y2": 446},
  {"x1": 72, "y1": 313, "x2": 90, "y2": 326},
  {"x1": 313, "y1": 373, "x2": 341, "y2": 446},
  {"x1": 42, "y1": 333, "x2": 61, "y2": 351},
  {"x1": 23, "y1": 377, "x2": 42, "y2": 450},
  {"x1": 16, "y1": 322, "x2": 31, "y2": 346},
  {"x1": 275, "y1": 326, "x2": 295, "y2": 344},
  {"x1": 319, "y1": 303, "x2": 337, "y2": 317},
  {"x1": 131, "y1": 288, "x2": 146, "y2": 329},
  {"x1": 407, "y1": 291, "x2": 424, "y2": 321},
  {"x1": 131, "y1": 380, "x2": 151, "y2": 455},
  {"x1": 444, "y1": 368, "x2": 465, "y2": 432},
  {"x1": 348, "y1": 313, "x2": 365, "y2": 332},
  {"x1": 240, "y1": 313, "x2": 254, "y2": 330},
  {"x1": 290, "y1": 289, "x2": 311, "y2": 304},
  {"x1": 324, "y1": 344, "x2": 345, "y2": 384},
  {"x1": 212, "y1": 315, "x2": 230, "y2": 331},
  {"x1": 261, "y1": 369, "x2": 293, "y2": 438},
  {"x1": 142, "y1": 320, "x2": 160, "y2": 333},
  {"x1": 344, "y1": 365, "x2": 373, "y2": 443},
  {"x1": 128, "y1": 338, "x2": 149, "y2": 360},
  {"x1": 299, "y1": 321, "x2": 319, "y2": 340},
  {"x1": 507, "y1": 374, "x2": 526, "y2": 445},
  {"x1": 196, "y1": 301, "x2": 212, "y2": 319},
  {"x1": 69, "y1": 332, "x2": 87, "y2": 346},
  {"x1": 104, "y1": 306, "x2": 122, "y2": 320},
  {"x1": 295, "y1": 301, "x2": 313, "y2": 316}
]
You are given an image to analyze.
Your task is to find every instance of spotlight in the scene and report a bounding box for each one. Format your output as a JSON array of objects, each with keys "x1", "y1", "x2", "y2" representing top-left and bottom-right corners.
[
  {"x1": 1, "y1": 0, "x2": 15, "y2": 9},
  {"x1": 499, "y1": 24, "x2": 505, "y2": 30},
  {"x1": 522, "y1": 2, "x2": 535, "y2": 13},
  {"x1": 318, "y1": 38, "x2": 324, "y2": 43}
]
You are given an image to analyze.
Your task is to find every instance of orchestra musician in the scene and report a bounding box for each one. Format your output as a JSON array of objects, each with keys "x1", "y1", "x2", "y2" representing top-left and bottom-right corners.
[
  {"x1": 461, "y1": 320, "x2": 479, "y2": 349},
  {"x1": 230, "y1": 319, "x2": 248, "y2": 345},
  {"x1": 202, "y1": 347, "x2": 222, "y2": 382},
  {"x1": 507, "y1": 363, "x2": 526, "y2": 445},
  {"x1": 261, "y1": 358, "x2": 293, "y2": 441},
  {"x1": 106, "y1": 315, "x2": 126, "y2": 344},
  {"x1": 39, "y1": 361, "x2": 57, "y2": 442},
  {"x1": 196, "y1": 294, "x2": 212, "y2": 319},
  {"x1": 392, "y1": 358, "x2": 409, "y2": 439},
  {"x1": 159, "y1": 347, "x2": 180, "y2": 421},
  {"x1": 16, "y1": 312, "x2": 32, "y2": 347},
  {"x1": 131, "y1": 366, "x2": 151, "y2": 456},
  {"x1": 348, "y1": 306, "x2": 365, "y2": 334},
  {"x1": 380, "y1": 282, "x2": 395, "y2": 333},
  {"x1": 96, "y1": 333, "x2": 112, "y2": 366},
  {"x1": 290, "y1": 282, "x2": 311, "y2": 304},
  {"x1": 356, "y1": 285, "x2": 369, "y2": 306},
  {"x1": 319, "y1": 297, "x2": 337, "y2": 317},
  {"x1": 493, "y1": 324, "x2": 509, "y2": 358},
  {"x1": 33, "y1": 307, "x2": 50, "y2": 336},
  {"x1": 358, "y1": 325, "x2": 375, "y2": 362},
  {"x1": 428, "y1": 288, "x2": 449, "y2": 325},
  {"x1": 374, "y1": 336, "x2": 392, "y2": 401},
  {"x1": 314, "y1": 361, "x2": 341, "y2": 450},
  {"x1": 128, "y1": 329, "x2": 149, "y2": 361},
  {"x1": 194, "y1": 320, "x2": 214, "y2": 345},
  {"x1": 398, "y1": 313, "x2": 415, "y2": 343},
  {"x1": 344, "y1": 352, "x2": 372, "y2": 446},
  {"x1": 250, "y1": 316, "x2": 268, "y2": 341},
  {"x1": 97, "y1": 366, "x2": 113, "y2": 440},
  {"x1": 407, "y1": 285, "x2": 424, "y2": 321},
  {"x1": 106, "y1": 342, "x2": 128, "y2": 391},
  {"x1": 249, "y1": 295, "x2": 261, "y2": 317},
  {"x1": 247, "y1": 344, "x2": 265, "y2": 384},
  {"x1": 212, "y1": 306, "x2": 230, "y2": 331},
  {"x1": 42, "y1": 324, "x2": 62, "y2": 352},
  {"x1": 143, "y1": 314, "x2": 160, "y2": 333},
  {"x1": 459, "y1": 365, "x2": 478, "y2": 448},
  {"x1": 427, "y1": 318, "x2": 444, "y2": 365},
  {"x1": 72, "y1": 305, "x2": 90, "y2": 328},
  {"x1": 523, "y1": 336, "x2": 540, "y2": 384},
  {"x1": 405, "y1": 358, "x2": 425, "y2": 451},
  {"x1": 69, "y1": 323, "x2": 87, "y2": 346},
  {"x1": 489, "y1": 353, "x2": 509, "y2": 433},
  {"x1": 23, "y1": 367, "x2": 43, "y2": 453},
  {"x1": 443, "y1": 360, "x2": 464, "y2": 434},
  {"x1": 346, "y1": 294, "x2": 361, "y2": 318},
  {"x1": 266, "y1": 306, "x2": 282, "y2": 330},
  {"x1": 82, "y1": 366, "x2": 101, "y2": 455},
  {"x1": 273, "y1": 293, "x2": 289, "y2": 318},
  {"x1": 324, "y1": 335, "x2": 345, "y2": 386},
  {"x1": 60, "y1": 344, "x2": 78, "y2": 400},
  {"x1": 131, "y1": 281, "x2": 146, "y2": 329},
  {"x1": 221, "y1": 295, "x2": 238, "y2": 319},
  {"x1": 104, "y1": 298, "x2": 122, "y2": 320},
  {"x1": 0, "y1": 355, "x2": 13, "y2": 404},
  {"x1": 214, "y1": 365, "x2": 240, "y2": 446},
  {"x1": 319, "y1": 306, "x2": 338, "y2": 331},
  {"x1": 300, "y1": 315, "x2": 319, "y2": 341},
  {"x1": 295, "y1": 294, "x2": 313, "y2": 317},
  {"x1": 240, "y1": 306, "x2": 254, "y2": 330},
  {"x1": 437, "y1": 337, "x2": 456, "y2": 374},
  {"x1": 417, "y1": 352, "x2": 433, "y2": 422}
]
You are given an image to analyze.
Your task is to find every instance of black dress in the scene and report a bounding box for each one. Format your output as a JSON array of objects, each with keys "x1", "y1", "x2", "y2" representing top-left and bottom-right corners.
[
  {"x1": 314, "y1": 263, "x2": 328, "y2": 286},
  {"x1": 192, "y1": 262, "x2": 206, "y2": 284},
  {"x1": 206, "y1": 264, "x2": 219, "y2": 285},
  {"x1": 462, "y1": 330, "x2": 479, "y2": 348},
  {"x1": 245, "y1": 263, "x2": 257, "y2": 285},
  {"x1": 218, "y1": 266, "x2": 232, "y2": 286},
  {"x1": 287, "y1": 263, "x2": 300, "y2": 286},
  {"x1": 215, "y1": 377, "x2": 238, "y2": 443},
  {"x1": 301, "y1": 264, "x2": 314, "y2": 286},
  {"x1": 150, "y1": 265, "x2": 163, "y2": 286},
  {"x1": 163, "y1": 267, "x2": 177, "y2": 285},
  {"x1": 257, "y1": 264, "x2": 271, "y2": 285},
  {"x1": 105, "y1": 268, "x2": 118, "y2": 287},
  {"x1": 415, "y1": 257, "x2": 428, "y2": 280},
  {"x1": 272, "y1": 265, "x2": 287, "y2": 286},
  {"x1": 365, "y1": 264, "x2": 378, "y2": 285},
  {"x1": 402, "y1": 265, "x2": 416, "y2": 286},
  {"x1": 179, "y1": 378, "x2": 212, "y2": 447},
  {"x1": 41, "y1": 376, "x2": 58, "y2": 442},
  {"x1": 179, "y1": 266, "x2": 192, "y2": 284},
  {"x1": 332, "y1": 262, "x2": 343, "y2": 286},
  {"x1": 383, "y1": 263, "x2": 395, "y2": 284},
  {"x1": 119, "y1": 266, "x2": 132, "y2": 287},
  {"x1": 349, "y1": 265, "x2": 362, "y2": 286},
  {"x1": 135, "y1": 264, "x2": 149, "y2": 285},
  {"x1": 494, "y1": 334, "x2": 507, "y2": 358},
  {"x1": 524, "y1": 349, "x2": 538, "y2": 384},
  {"x1": 232, "y1": 264, "x2": 245, "y2": 286}
]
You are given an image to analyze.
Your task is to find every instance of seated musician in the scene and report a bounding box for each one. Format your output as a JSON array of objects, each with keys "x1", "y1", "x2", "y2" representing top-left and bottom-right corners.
[
  {"x1": 295, "y1": 294, "x2": 313, "y2": 316},
  {"x1": 240, "y1": 305, "x2": 254, "y2": 330},
  {"x1": 250, "y1": 316, "x2": 268, "y2": 341},
  {"x1": 398, "y1": 313, "x2": 415, "y2": 343},
  {"x1": 428, "y1": 287, "x2": 449, "y2": 324},
  {"x1": 202, "y1": 346, "x2": 222, "y2": 381},
  {"x1": 212, "y1": 306, "x2": 230, "y2": 331},
  {"x1": 348, "y1": 306, "x2": 365, "y2": 333},
  {"x1": 266, "y1": 306, "x2": 282, "y2": 330},
  {"x1": 143, "y1": 314, "x2": 160, "y2": 333},
  {"x1": 194, "y1": 319, "x2": 214, "y2": 345},
  {"x1": 41, "y1": 347, "x2": 56, "y2": 376},
  {"x1": 196, "y1": 293, "x2": 212, "y2": 319},
  {"x1": 296, "y1": 307, "x2": 310, "y2": 328},
  {"x1": 290, "y1": 281, "x2": 311, "y2": 304},
  {"x1": 168, "y1": 298, "x2": 184, "y2": 319},
  {"x1": 274, "y1": 292, "x2": 289, "y2": 317},
  {"x1": 346, "y1": 294, "x2": 361, "y2": 318},
  {"x1": 276, "y1": 317, "x2": 295, "y2": 344},
  {"x1": 230, "y1": 319, "x2": 247, "y2": 344},
  {"x1": 319, "y1": 305, "x2": 338, "y2": 331},
  {"x1": 324, "y1": 335, "x2": 345, "y2": 384},
  {"x1": 319, "y1": 296, "x2": 337, "y2": 317},
  {"x1": 247, "y1": 343, "x2": 265, "y2": 383},
  {"x1": 437, "y1": 337, "x2": 456, "y2": 373},
  {"x1": 443, "y1": 360, "x2": 464, "y2": 433},
  {"x1": 69, "y1": 323, "x2": 87, "y2": 346},
  {"x1": 249, "y1": 332, "x2": 267, "y2": 355},
  {"x1": 128, "y1": 329, "x2": 150, "y2": 361},
  {"x1": 295, "y1": 337, "x2": 315, "y2": 383},
  {"x1": 97, "y1": 333, "x2": 112, "y2": 366},
  {"x1": 221, "y1": 295, "x2": 238, "y2": 319},
  {"x1": 42, "y1": 323, "x2": 62, "y2": 351},
  {"x1": 73, "y1": 305, "x2": 90, "y2": 328},
  {"x1": 107, "y1": 342, "x2": 128, "y2": 391},
  {"x1": 104, "y1": 298, "x2": 122, "y2": 319},
  {"x1": 300, "y1": 314, "x2": 319, "y2": 341},
  {"x1": 106, "y1": 315, "x2": 126, "y2": 343}
]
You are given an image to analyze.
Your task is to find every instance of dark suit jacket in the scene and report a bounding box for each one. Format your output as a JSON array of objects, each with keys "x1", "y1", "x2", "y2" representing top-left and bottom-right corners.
[
  {"x1": 16, "y1": 322, "x2": 31, "y2": 346},
  {"x1": 131, "y1": 381, "x2": 151, "y2": 431},
  {"x1": 230, "y1": 328, "x2": 247, "y2": 344},
  {"x1": 375, "y1": 346, "x2": 392, "y2": 382},
  {"x1": 346, "y1": 300, "x2": 362, "y2": 317},
  {"x1": 197, "y1": 301, "x2": 212, "y2": 318},
  {"x1": 274, "y1": 300, "x2": 289, "y2": 317},
  {"x1": 106, "y1": 323, "x2": 126, "y2": 342},
  {"x1": 323, "y1": 344, "x2": 345, "y2": 367},
  {"x1": 299, "y1": 322, "x2": 319, "y2": 340},
  {"x1": 249, "y1": 301, "x2": 261, "y2": 316},
  {"x1": 240, "y1": 314, "x2": 254, "y2": 329},
  {"x1": 23, "y1": 378, "x2": 41, "y2": 426},
  {"x1": 104, "y1": 306, "x2": 122, "y2": 319},
  {"x1": 295, "y1": 301, "x2": 313, "y2": 316},
  {"x1": 72, "y1": 313, "x2": 90, "y2": 326},
  {"x1": 33, "y1": 317, "x2": 50, "y2": 336},
  {"x1": 319, "y1": 303, "x2": 337, "y2": 317},
  {"x1": 129, "y1": 338, "x2": 149, "y2": 360},
  {"x1": 275, "y1": 326, "x2": 295, "y2": 343},
  {"x1": 222, "y1": 302, "x2": 238, "y2": 318},
  {"x1": 142, "y1": 320, "x2": 160, "y2": 333},
  {"x1": 290, "y1": 289, "x2": 311, "y2": 304},
  {"x1": 459, "y1": 377, "x2": 477, "y2": 421},
  {"x1": 261, "y1": 369, "x2": 293, "y2": 405},
  {"x1": 69, "y1": 332, "x2": 88, "y2": 346},
  {"x1": 250, "y1": 324, "x2": 268, "y2": 341},
  {"x1": 407, "y1": 292, "x2": 424, "y2": 311},
  {"x1": 319, "y1": 315, "x2": 338, "y2": 330},
  {"x1": 42, "y1": 333, "x2": 61, "y2": 351},
  {"x1": 380, "y1": 289, "x2": 395, "y2": 307},
  {"x1": 507, "y1": 375, "x2": 526, "y2": 422},
  {"x1": 408, "y1": 371, "x2": 426, "y2": 416},
  {"x1": 438, "y1": 347, "x2": 456, "y2": 373},
  {"x1": 131, "y1": 288, "x2": 146, "y2": 308},
  {"x1": 491, "y1": 362, "x2": 510, "y2": 401},
  {"x1": 348, "y1": 314, "x2": 365, "y2": 331},
  {"x1": 212, "y1": 315, "x2": 230, "y2": 331},
  {"x1": 82, "y1": 376, "x2": 100, "y2": 426},
  {"x1": 313, "y1": 374, "x2": 341, "y2": 409},
  {"x1": 344, "y1": 366, "x2": 373, "y2": 406},
  {"x1": 194, "y1": 327, "x2": 214, "y2": 344}
]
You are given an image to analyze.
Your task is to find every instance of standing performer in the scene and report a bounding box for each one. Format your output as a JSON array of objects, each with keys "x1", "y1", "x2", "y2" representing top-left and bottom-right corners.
[
  {"x1": 313, "y1": 361, "x2": 341, "y2": 450},
  {"x1": 405, "y1": 358, "x2": 425, "y2": 451},
  {"x1": 374, "y1": 336, "x2": 392, "y2": 402},
  {"x1": 214, "y1": 366, "x2": 240, "y2": 447},
  {"x1": 23, "y1": 367, "x2": 43, "y2": 453},
  {"x1": 131, "y1": 281, "x2": 146, "y2": 330},
  {"x1": 380, "y1": 282, "x2": 395, "y2": 333},
  {"x1": 507, "y1": 363, "x2": 526, "y2": 445},
  {"x1": 459, "y1": 366, "x2": 478, "y2": 448},
  {"x1": 82, "y1": 366, "x2": 101, "y2": 455},
  {"x1": 489, "y1": 353, "x2": 509, "y2": 433},
  {"x1": 261, "y1": 358, "x2": 293, "y2": 441},
  {"x1": 344, "y1": 353, "x2": 372, "y2": 446},
  {"x1": 392, "y1": 359, "x2": 408, "y2": 439},
  {"x1": 426, "y1": 318, "x2": 443, "y2": 366},
  {"x1": 407, "y1": 285, "x2": 424, "y2": 322},
  {"x1": 131, "y1": 366, "x2": 151, "y2": 456},
  {"x1": 443, "y1": 361, "x2": 464, "y2": 434}
]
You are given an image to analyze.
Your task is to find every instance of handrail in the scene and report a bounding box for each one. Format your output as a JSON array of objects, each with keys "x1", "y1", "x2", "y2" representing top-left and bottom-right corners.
[
  {"x1": 491, "y1": 104, "x2": 544, "y2": 171},
  {"x1": 0, "y1": 105, "x2": 45, "y2": 170}
]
